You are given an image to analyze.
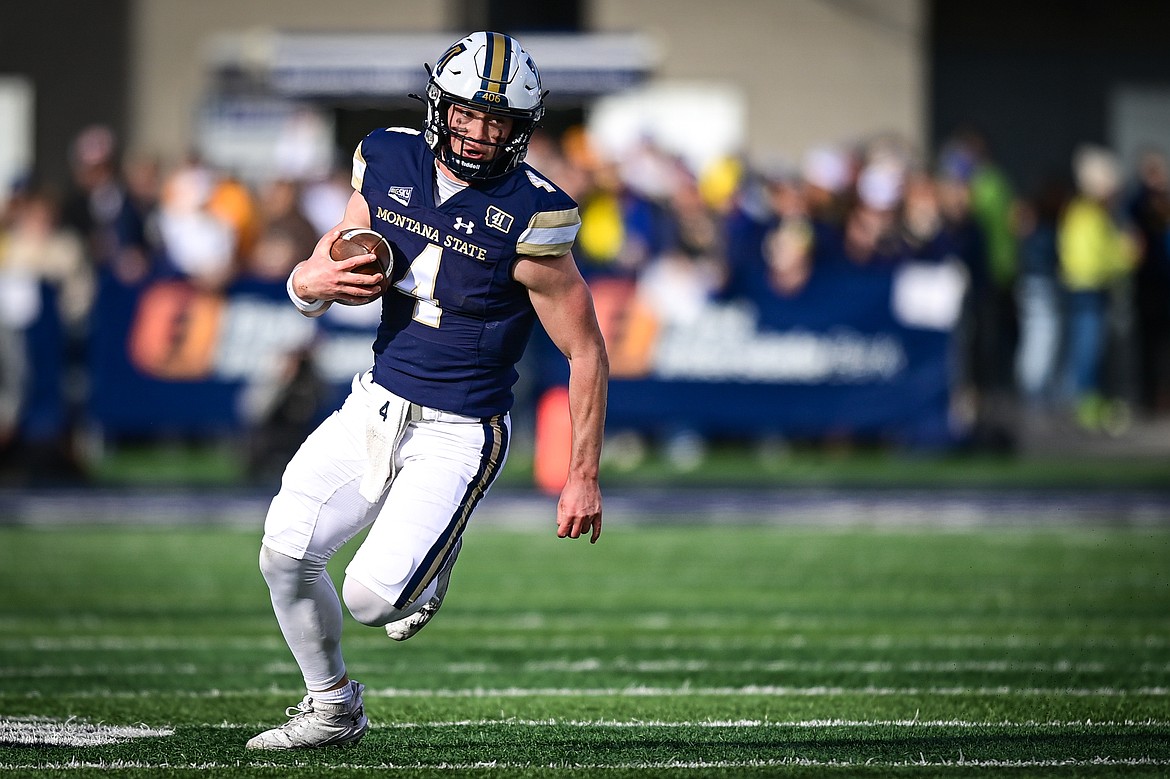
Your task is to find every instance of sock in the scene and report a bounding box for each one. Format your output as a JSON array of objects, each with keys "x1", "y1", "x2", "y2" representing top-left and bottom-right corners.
[{"x1": 311, "y1": 682, "x2": 353, "y2": 706}]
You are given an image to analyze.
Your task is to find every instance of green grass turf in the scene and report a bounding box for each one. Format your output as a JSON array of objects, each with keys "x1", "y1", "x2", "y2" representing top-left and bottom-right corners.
[{"x1": 1, "y1": 520, "x2": 1168, "y2": 777}]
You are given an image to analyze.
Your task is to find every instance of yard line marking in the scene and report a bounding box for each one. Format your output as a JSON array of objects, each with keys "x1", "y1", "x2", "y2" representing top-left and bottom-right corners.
[
  {"x1": 0, "y1": 719, "x2": 173, "y2": 747},
  {"x1": 519, "y1": 659, "x2": 1119, "y2": 674},
  {"x1": 375, "y1": 718, "x2": 1170, "y2": 728},
  {"x1": 4, "y1": 758, "x2": 1170, "y2": 771},
  {"x1": 5, "y1": 658, "x2": 1145, "y2": 678},
  {"x1": 3, "y1": 633, "x2": 1165, "y2": 651},
  {"x1": 360, "y1": 684, "x2": 1170, "y2": 698},
  {"x1": 0, "y1": 662, "x2": 299, "y2": 678},
  {"x1": 0, "y1": 636, "x2": 288, "y2": 651},
  {"x1": 206, "y1": 717, "x2": 1170, "y2": 729},
  {"x1": 12, "y1": 685, "x2": 1170, "y2": 699}
]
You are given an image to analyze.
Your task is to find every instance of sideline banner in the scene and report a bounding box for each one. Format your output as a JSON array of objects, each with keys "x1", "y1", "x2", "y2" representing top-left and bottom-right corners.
[
  {"x1": 87, "y1": 257, "x2": 965, "y2": 446},
  {"x1": 88, "y1": 272, "x2": 378, "y2": 437},
  {"x1": 590, "y1": 258, "x2": 966, "y2": 447}
]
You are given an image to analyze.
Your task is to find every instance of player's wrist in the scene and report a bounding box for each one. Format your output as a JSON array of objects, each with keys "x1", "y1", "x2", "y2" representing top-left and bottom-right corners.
[{"x1": 287, "y1": 262, "x2": 331, "y2": 316}]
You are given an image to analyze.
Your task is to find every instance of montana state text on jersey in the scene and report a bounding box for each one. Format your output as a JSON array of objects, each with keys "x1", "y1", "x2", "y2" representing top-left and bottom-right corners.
[{"x1": 353, "y1": 126, "x2": 581, "y2": 418}]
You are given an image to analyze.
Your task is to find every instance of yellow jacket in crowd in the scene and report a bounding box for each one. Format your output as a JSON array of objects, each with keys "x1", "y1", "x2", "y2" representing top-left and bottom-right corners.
[{"x1": 1057, "y1": 197, "x2": 1138, "y2": 291}]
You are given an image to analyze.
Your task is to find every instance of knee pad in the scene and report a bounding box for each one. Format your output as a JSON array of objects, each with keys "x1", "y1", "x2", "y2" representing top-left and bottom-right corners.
[
  {"x1": 342, "y1": 576, "x2": 417, "y2": 627},
  {"x1": 259, "y1": 545, "x2": 326, "y2": 597}
]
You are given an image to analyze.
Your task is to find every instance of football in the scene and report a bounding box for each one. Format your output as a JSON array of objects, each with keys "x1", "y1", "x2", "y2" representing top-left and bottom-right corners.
[{"x1": 329, "y1": 228, "x2": 393, "y2": 277}]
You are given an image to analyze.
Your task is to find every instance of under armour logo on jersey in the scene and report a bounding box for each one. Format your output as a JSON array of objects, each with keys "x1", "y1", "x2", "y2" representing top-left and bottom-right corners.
[
  {"x1": 389, "y1": 186, "x2": 412, "y2": 206},
  {"x1": 453, "y1": 217, "x2": 475, "y2": 234}
]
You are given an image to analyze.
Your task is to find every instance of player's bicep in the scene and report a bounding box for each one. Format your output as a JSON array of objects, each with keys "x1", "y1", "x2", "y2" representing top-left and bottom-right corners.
[
  {"x1": 339, "y1": 191, "x2": 372, "y2": 231},
  {"x1": 517, "y1": 254, "x2": 602, "y2": 357}
]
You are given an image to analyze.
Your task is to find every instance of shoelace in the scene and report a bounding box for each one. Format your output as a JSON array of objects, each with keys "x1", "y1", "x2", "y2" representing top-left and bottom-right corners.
[{"x1": 284, "y1": 696, "x2": 315, "y2": 719}]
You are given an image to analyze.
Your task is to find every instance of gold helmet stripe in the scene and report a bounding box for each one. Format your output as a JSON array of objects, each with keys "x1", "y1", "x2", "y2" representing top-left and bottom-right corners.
[{"x1": 482, "y1": 32, "x2": 511, "y2": 94}]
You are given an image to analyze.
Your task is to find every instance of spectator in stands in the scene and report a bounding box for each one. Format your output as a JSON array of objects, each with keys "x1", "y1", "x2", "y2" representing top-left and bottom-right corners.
[
  {"x1": 300, "y1": 166, "x2": 355, "y2": 238},
  {"x1": 934, "y1": 142, "x2": 1022, "y2": 448},
  {"x1": 0, "y1": 196, "x2": 28, "y2": 471},
  {"x1": 941, "y1": 128, "x2": 1019, "y2": 398},
  {"x1": 574, "y1": 151, "x2": 671, "y2": 279},
  {"x1": 0, "y1": 189, "x2": 93, "y2": 330},
  {"x1": 762, "y1": 206, "x2": 815, "y2": 298},
  {"x1": 60, "y1": 125, "x2": 126, "y2": 272},
  {"x1": 1126, "y1": 147, "x2": 1170, "y2": 414},
  {"x1": 834, "y1": 157, "x2": 905, "y2": 268},
  {"x1": 110, "y1": 153, "x2": 163, "y2": 285},
  {"x1": 721, "y1": 165, "x2": 780, "y2": 301},
  {"x1": 208, "y1": 170, "x2": 260, "y2": 274},
  {"x1": 0, "y1": 315, "x2": 24, "y2": 463},
  {"x1": 722, "y1": 161, "x2": 815, "y2": 301},
  {"x1": 0, "y1": 188, "x2": 91, "y2": 481},
  {"x1": 253, "y1": 179, "x2": 319, "y2": 278},
  {"x1": 156, "y1": 159, "x2": 237, "y2": 288},
  {"x1": 666, "y1": 161, "x2": 725, "y2": 267},
  {"x1": 800, "y1": 144, "x2": 852, "y2": 229},
  {"x1": 526, "y1": 129, "x2": 590, "y2": 203},
  {"x1": 637, "y1": 168, "x2": 727, "y2": 324},
  {"x1": 1014, "y1": 177, "x2": 1068, "y2": 413},
  {"x1": 226, "y1": 183, "x2": 328, "y2": 484},
  {"x1": 900, "y1": 169, "x2": 953, "y2": 262},
  {"x1": 1059, "y1": 145, "x2": 1139, "y2": 431}
]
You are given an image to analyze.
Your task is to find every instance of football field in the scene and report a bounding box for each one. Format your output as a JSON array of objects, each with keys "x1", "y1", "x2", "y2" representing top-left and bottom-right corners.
[{"x1": 1, "y1": 493, "x2": 1169, "y2": 777}]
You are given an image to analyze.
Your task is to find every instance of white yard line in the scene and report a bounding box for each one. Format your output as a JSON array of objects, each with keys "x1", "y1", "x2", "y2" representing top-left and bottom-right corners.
[
  {"x1": 6, "y1": 684, "x2": 1169, "y2": 699},
  {"x1": 8, "y1": 658, "x2": 1160, "y2": 678},
  {"x1": 2, "y1": 633, "x2": 1164, "y2": 651},
  {"x1": 0, "y1": 719, "x2": 173, "y2": 747},
  {"x1": 3, "y1": 758, "x2": 1170, "y2": 771},
  {"x1": 15, "y1": 714, "x2": 1168, "y2": 730},
  {"x1": 5, "y1": 716, "x2": 1166, "y2": 757},
  {"x1": 223, "y1": 718, "x2": 1170, "y2": 729}
]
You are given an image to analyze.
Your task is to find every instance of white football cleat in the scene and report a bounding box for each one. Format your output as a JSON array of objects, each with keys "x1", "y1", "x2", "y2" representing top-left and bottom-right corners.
[
  {"x1": 385, "y1": 541, "x2": 461, "y2": 641},
  {"x1": 245, "y1": 680, "x2": 368, "y2": 749}
]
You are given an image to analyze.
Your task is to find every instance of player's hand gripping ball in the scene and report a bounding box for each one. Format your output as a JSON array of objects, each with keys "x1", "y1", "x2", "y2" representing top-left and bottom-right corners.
[{"x1": 329, "y1": 228, "x2": 393, "y2": 305}]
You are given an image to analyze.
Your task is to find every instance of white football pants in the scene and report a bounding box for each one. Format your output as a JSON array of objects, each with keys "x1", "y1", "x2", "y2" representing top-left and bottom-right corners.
[{"x1": 260, "y1": 370, "x2": 509, "y2": 690}]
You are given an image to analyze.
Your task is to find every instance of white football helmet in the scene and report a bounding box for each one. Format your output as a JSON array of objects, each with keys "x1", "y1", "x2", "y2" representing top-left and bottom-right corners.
[{"x1": 422, "y1": 31, "x2": 545, "y2": 182}]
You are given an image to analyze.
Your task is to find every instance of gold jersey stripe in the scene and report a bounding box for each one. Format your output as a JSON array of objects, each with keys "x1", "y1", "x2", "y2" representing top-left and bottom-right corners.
[
  {"x1": 351, "y1": 143, "x2": 367, "y2": 191},
  {"x1": 517, "y1": 239, "x2": 577, "y2": 258},
  {"x1": 527, "y1": 207, "x2": 581, "y2": 230},
  {"x1": 517, "y1": 208, "x2": 581, "y2": 257}
]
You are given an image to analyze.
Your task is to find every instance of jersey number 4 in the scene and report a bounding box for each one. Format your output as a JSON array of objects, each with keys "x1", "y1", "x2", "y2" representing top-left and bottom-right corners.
[{"x1": 393, "y1": 243, "x2": 444, "y2": 327}]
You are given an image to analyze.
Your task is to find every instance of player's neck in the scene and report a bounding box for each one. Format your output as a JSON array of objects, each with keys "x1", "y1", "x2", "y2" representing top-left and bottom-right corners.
[
  {"x1": 434, "y1": 161, "x2": 470, "y2": 206},
  {"x1": 436, "y1": 160, "x2": 469, "y2": 187}
]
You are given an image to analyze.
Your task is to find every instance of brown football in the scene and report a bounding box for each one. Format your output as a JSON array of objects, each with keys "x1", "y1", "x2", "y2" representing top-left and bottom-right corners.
[{"x1": 329, "y1": 228, "x2": 393, "y2": 277}]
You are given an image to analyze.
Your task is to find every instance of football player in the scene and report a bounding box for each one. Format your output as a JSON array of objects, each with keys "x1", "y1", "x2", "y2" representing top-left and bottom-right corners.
[{"x1": 246, "y1": 31, "x2": 609, "y2": 749}]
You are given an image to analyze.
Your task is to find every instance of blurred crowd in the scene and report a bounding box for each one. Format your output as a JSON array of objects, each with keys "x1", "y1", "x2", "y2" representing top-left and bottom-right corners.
[
  {"x1": 2, "y1": 118, "x2": 1169, "y2": 480},
  {"x1": 534, "y1": 124, "x2": 1168, "y2": 448}
]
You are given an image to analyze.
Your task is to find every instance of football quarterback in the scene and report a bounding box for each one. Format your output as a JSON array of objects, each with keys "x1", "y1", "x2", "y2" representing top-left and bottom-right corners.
[{"x1": 247, "y1": 31, "x2": 608, "y2": 750}]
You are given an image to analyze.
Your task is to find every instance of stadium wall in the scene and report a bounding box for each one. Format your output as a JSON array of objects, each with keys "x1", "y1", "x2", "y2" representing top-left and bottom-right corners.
[
  {"x1": 125, "y1": 0, "x2": 926, "y2": 171},
  {"x1": 128, "y1": 0, "x2": 445, "y2": 166}
]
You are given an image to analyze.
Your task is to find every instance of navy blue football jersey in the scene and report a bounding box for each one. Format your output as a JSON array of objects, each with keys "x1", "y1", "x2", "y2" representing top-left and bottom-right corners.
[{"x1": 352, "y1": 128, "x2": 580, "y2": 417}]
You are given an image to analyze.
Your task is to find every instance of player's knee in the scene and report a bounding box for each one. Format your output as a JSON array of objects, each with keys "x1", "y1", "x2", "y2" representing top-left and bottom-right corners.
[
  {"x1": 342, "y1": 576, "x2": 406, "y2": 626},
  {"x1": 259, "y1": 545, "x2": 321, "y2": 597}
]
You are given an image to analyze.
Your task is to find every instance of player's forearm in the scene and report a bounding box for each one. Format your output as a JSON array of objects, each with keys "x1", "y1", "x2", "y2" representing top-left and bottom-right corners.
[{"x1": 566, "y1": 346, "x2": 609, "y2": 481}]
